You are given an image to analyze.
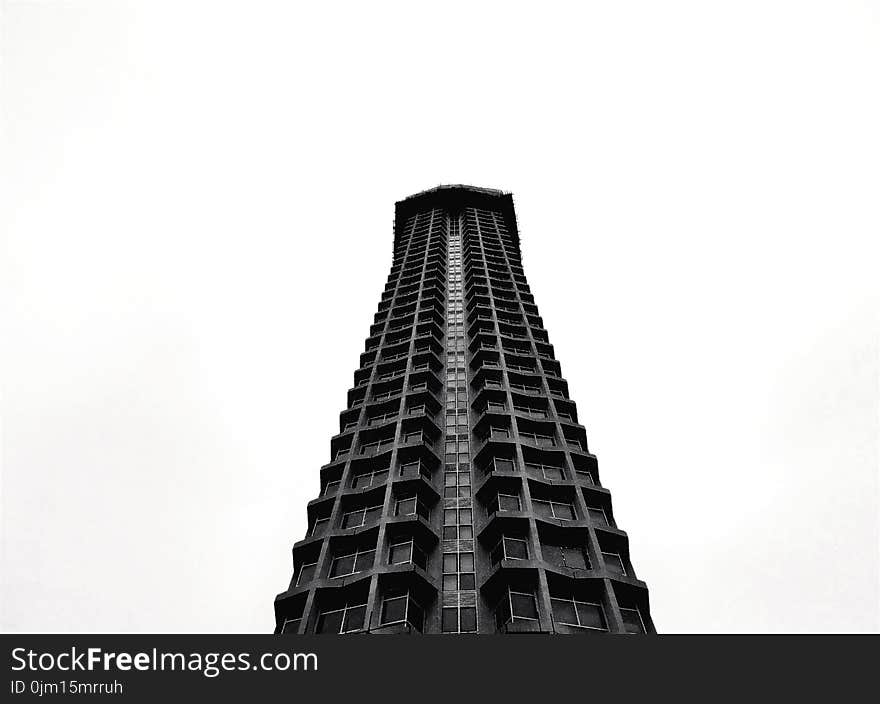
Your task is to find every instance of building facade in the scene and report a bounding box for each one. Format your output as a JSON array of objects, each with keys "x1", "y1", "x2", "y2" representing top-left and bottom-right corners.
[{"x1": 274, "y1": 186, "x2": 655, "y2": 634}]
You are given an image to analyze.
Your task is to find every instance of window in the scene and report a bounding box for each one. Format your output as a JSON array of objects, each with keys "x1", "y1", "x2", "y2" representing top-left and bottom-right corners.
[
  {"x1": 329, "y1": 547, "x2": 375, "y2": 578},
  {"x1": 322, "y1": 479, "x2": 341, "y2": 496},
  {"x1": 533, "y1": 499, "x2": 576, "y2": 520},
  {"x1": 340, "y1": 505, "x2": 383, "y2": 529},
  {"x1": 442, "y1": 551, "x2": 474, "y2": 572},
  {"x1": 575, "y1": 469, "x2": 595, "y2": 485},
  {"x1": 380, "y1": 590, "x2": 424, "y2": 632},
  {"x1": 525, "y1": 462, "x2": 564, "y2": 481},
  {"x1": 295, "y1": 561, "x2": 317, "y2": 586},
  {"x1": 388, "y1": 538, "x2": 427, "y2": 570},
  {"x1": 443, "y1": 507, "x2": 471, "y2": 524},
  {"x1": 602, "y1": 552, "x2": 626, "y2": 575},
  {"x1": 310, "y1": 516, "x2": 330, "y2": 537},
  {"x1": 395, "y1": 496, "x2": 430, "y2": 520},
  {"x1": 495, "y1": 589, "x2": 539, "y2": 630},
  {"x1": 368, "y1": 412, "x2": 396, "y2": 426},
  {"x1": 620, "y1": 607, "x2": 646, "y2": 634},
  {"x1": 442, "y1": 606, "x2": 477, "y2": 633},
  {"x1": 542, "y1": 544, "x2": 589, "y2": 571},
  {"x1": 490, "y1": 457, "x2": 515, "y2": 473},
  {"x1": 487, "y1": 492, "x2": 521, "y2": 515},
  {"x1": 442, "y1": 551, "x2": 475, "y2": 591},
  {"x1": 404, "y1": 431, "x2": 427, "y2": 445},
  {"x1": 351, "y1": 469, "x2": 388, "y2": 489},
  {"x1": 360, "y1": 438, "x2": 393, "y2": 455},
  {"x1": 280, "y1": 617, "x2": 302, "y2": 634},
  {"x1": 490, "y1": 536, "x2": 529, "y2": 564},
  {"x1": 519, "y1": 431, "x2": 555, "y2": 447},
  {"x1": 490, "y1": 426, "x2": 510, "y2": 440},
  {"x1": 443, "y1": 525, "x2": 473, "y2": 540},
  {"x1": 315, "y1": 602, "x2": 367, "y2": 634},
  {"x1": 550, "y1": 596, "x2": 607, "y2": 631},
  {"x1": 398, "y1": 461, "x2": 430, "y2": 480},
  {"x1": 510, "y1": 382, "x2": 539, "y2": 393},
  {"x1": 587, "y1": 506, "x2": 609, "y2": 526}
]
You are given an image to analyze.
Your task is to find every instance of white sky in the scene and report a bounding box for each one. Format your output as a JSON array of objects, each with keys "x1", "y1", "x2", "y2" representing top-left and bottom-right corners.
[{"x1": 2, "y1": 1, "x2": 878, "y2": 633}]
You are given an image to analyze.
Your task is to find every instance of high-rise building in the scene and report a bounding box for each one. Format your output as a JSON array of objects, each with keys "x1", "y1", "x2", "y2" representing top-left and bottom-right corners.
[{"x1": 274, "y1": 186, "x2": 655, "y2": 634}]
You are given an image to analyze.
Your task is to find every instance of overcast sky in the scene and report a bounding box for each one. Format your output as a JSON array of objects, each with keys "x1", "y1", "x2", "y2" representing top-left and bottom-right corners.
[{"x1": 2, "y1": 1, "x2": 878, "y2": 633}]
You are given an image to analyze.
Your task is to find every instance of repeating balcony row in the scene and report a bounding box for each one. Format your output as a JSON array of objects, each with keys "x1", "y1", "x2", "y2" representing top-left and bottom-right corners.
[
  {"x1": 466, "y1": 281, "x2": 534, "y2": 307},
  {"x1": 380, "y1": 280, "x2": 445, "y2": 307},
  {"x1": 392, "y1": 232, "x2": 447, "y2": 258},
  {"x1": 462, "y1": 239, "x2": 520, "y2": 258},
  {"x1": 279, "y1": 510, "x2": 647, "y2": 633},
  {"x1": 383, "y1": 270, "x2": 446, "y2": 297},
  {"x1": 276, "y1": 566, "x2": 649, "y2": 634},
  {"x1": 468, "y1": 386, "x2": 577, "y2": 425},
  {"x1": 373, "y1": 298, "x2": 444, "y2": 328},
  {"x1": 387, "y1": 257, "x2": 446, "y2": 284},
  {"x1": 467, "y1": 361, "x2": 567, "y2": 398},
  {"x1": 487, "y1": 572, "x2": 650, "y2": 634},
  {"x1": 464, "y1": 314, "x2": 549, "y2": 345},
  {"x1": 351, "y1": 348, "x2": 443, "y2": 390},
  {"x1": 465, "y1": 271, "x2": 530, "y2": 297},
  {"x1": 468, "y1": 404, "x2": 588, "y2": 455},
  {"x1": 463, "y1": 216, "x2": 516, "y2": 240},
  {"x1": 385, "y1": 267, "x2": 447, "y2": 295},
  {"x1": 363, "y1": 320, "x2": 444, "y2": 359},
  {"x1": 469, "y1": 347, "x2": 561, "y2": 378},
  {"x1": 468, "y1": 331, "x2": 555, "y2": 362},
  {"x1": 340, "y1": 384, "x2": 443, "y2": 432},
  {"x1": 392, "y1": 249, "x2": 445, "y2": 263},
  {"x1": 364, "y1": 334, "x2": 443, "y2": 369},
  {"x1": 462, "y1": 248, "x2": 523, "y2": 270},
  {"x1": 369, "y1": 306, "x2": 445, "y2": 339},
  {"x1": 466, "y1": 292, "x2": 539, "y2": 318},
  {"x1": 464, "y1": 258, "x2": 526, "y2": 284},
  {"x1": 290, "y1": 505, "x2": 635, "y2": 626},
  {"x1": 332, "y1": 389, "x2": 585, "y2": 470},
  {"x1": 377, "y1": 284, "x2": 444, "y2": 313},
  {"x1": 347, "y1": 357, "x2": 571, "y2": 436},
  {"x1": 466, "y1": 303, "x2": 544, "y2": 334},
  {"x1": 462, "y1": 234, "x2": 521, "y2": 253},
  {"x1": 346, "y1": 368, "x2": 444, "y2": 413},
  {"x1": 393, "y1": 227, "x2": 447, "y2": 248},
  {"x1": 304, "y1": 462, "x2": 616, "y2": 553},
  {"x1": 359, "y1": 334, "x2": 445, "y2": 370},
  {"x1": 288, "y1": 509, "x2": 636, "y2": 600},
  {"x1": 460, "y1": 239, "x2": 521, "y2": 260},
  {"x1": 329, "y1": 411, "x2": 443, "y2": 464}
]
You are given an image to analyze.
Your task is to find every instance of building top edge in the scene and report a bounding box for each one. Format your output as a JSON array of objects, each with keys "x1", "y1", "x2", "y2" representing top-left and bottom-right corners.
[{"x1": 396, "y1": 184, "x2": 508, "y2": 205}]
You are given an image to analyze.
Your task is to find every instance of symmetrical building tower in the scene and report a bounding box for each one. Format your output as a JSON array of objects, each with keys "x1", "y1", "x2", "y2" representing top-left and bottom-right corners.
[{"x1": 274, "y1": 186, "x2": 655, "y2": 634}]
